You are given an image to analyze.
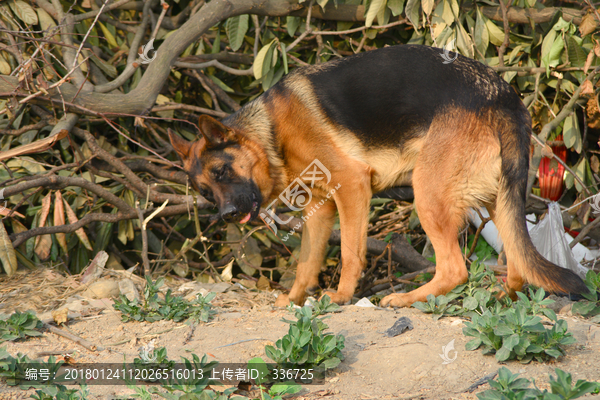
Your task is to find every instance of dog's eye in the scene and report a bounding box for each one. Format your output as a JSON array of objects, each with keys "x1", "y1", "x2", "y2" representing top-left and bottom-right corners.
[{"x1": 211, "y1": 165, "x2": 230, "y2": 181}]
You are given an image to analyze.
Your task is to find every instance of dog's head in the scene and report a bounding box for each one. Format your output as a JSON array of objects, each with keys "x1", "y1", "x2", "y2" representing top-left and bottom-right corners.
[{"x1": 168, "y1": 115, "x2": 263, "y2": 223}]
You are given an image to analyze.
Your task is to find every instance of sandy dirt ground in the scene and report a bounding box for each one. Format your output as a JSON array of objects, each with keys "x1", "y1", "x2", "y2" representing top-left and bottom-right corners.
[{"x1": 1, "y1": 282, "x2": 600, "y2": 400}]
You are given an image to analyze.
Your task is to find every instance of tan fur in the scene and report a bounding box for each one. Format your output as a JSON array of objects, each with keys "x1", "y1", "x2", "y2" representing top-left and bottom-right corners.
[{"x1": 381, "y1": 109, "x2": 503, "y2": 307}]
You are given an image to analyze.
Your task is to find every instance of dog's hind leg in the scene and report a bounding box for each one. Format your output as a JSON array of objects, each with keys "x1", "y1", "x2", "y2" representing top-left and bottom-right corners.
[
  {"x1": 275, "y1": 198, "x2": 337, "y2": 307},
  {"x1": 381, "y1": 110, "x2": 501, "y2": 307},
  {"x1": 380, "y1": 159, "x2": 469, "y2": 307}
]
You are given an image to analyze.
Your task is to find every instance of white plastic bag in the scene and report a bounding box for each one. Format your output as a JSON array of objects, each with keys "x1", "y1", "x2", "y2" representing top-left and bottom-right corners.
[{"x1": 529, "y1": 202, "x2": 588, "y2": 278}]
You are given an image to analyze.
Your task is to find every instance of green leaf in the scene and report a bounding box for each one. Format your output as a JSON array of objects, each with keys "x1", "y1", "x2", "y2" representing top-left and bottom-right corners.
[
  {"x1": 365, "y1": 0, "x2": 386, "y2": 28},
  {"x1": 36, "y1": 7, "x2": 56, "y2": 33},
  {"x1": 463, "y1": 296, "x2": 478, "y2": 310},
  {"x1": 475, "y1": 8, "x2": 489, "y2": 57},
  {"x1": 387, "y1": 0, "x2": 405, "y2": 16},
  {"x1": 225, "y1": 14, "x2": 249, "y2": 52},
  {"x1": 486, "y1": 19, "x2": 505, "y2": 46},
  {"x1": 503, "y1": 334, "x2": 520, "y2": 351},
  {"x1": 456, "y1": 21, "x2": 474, "y2": 58},
  {"x1": 9, "y1": 1, "x2": 38, "y2": 25},
  {"x1": 405, "y1": 0, "x2": 421, "y2": 30},
  {"x1": 411, "y1": 301, "x2": 430, "y2": 312},
  {"x1": 567, "y1": 35, "x2": 588, "y2": 68},
  {"x1": 286, "y1": 16, "x2": 300, "y2": 37},
  {"x1": 320, "y1": 356, "x2": 341, "y2": 369},
  {"x1": 563, "y1": 112, "x2": 582, "y2": 153},
  {"x1": 544, "y1": 348, "x2": 562, "y2": 358},
  {"x1": 208, "y1": 74, "x2": 235, "y2": 93},
  {"x1": 495, "y1": 346, "x2": 512, "y2": 362},
  {"x1": 421, "y1": 0, "x2": 434, "y2": 16},
  {"x1": 317, "y1": 0, "x2": 329, "y2": 9},
  {"x1": 253, "y1": 39, "x2": 277, "y2": 80},
  {"x1": 465, "y1": 338, "x2": 482, "y2": 351},
  {"x1": 98, "y1": 21, "x2": 119, "y2": 49},
  {"x1": 541, "y1": 29, "x2": 564, "y2": 76}
]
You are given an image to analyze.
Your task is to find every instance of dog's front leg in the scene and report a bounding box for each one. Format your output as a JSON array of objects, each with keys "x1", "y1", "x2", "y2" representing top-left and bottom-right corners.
[
  {"x1": 274, "y1": 198, "x2": 336, "y2": 307},
  {"x1": 322, "y1": 167, "x2": 372, "y2": 305}
]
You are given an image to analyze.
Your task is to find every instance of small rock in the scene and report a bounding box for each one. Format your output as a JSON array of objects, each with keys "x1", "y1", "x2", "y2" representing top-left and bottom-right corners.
[
  {"x1": 354, "y1": 298, "x2": 376, "y2": 308},
  {"x1": 119, "y1": 279, "x2": 140, "y2": 301},
  {"x1": 384, "y1": 316, "x2": 413, "y2": 337},
  {"x1": 82, "y1": 279, "x2": 120, "y2": 299}
]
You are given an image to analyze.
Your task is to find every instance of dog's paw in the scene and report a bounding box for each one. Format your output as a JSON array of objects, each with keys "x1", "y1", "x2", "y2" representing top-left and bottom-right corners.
[
  {"x1": 380, "y1": 293, "x2": 412, "y2": 308},
  {"x1": 321, "y1": 291, "x2": 352, "y2": 305},
  {"x1": 274, "y1": 294, "x2": 291, "y2": 307}
]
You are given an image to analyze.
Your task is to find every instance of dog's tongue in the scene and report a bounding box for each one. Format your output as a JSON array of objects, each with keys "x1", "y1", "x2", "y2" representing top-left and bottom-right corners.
[{"x1": 240, "y1": 212, "x2": 251, "y2": 224}]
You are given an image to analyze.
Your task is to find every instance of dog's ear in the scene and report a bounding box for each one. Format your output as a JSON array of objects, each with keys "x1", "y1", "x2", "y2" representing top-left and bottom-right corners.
[
  {"x1": 168, "y1": 129, "x2": 191, "y2": 161},
  {"x1": 198, "y1": 115, "x2": 236, "y2": 147}
]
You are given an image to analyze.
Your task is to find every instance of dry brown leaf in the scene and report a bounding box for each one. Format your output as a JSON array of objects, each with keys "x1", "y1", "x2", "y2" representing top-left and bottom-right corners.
[
  {"x1": 581, "y1": 79, "x2": 594, "y2": 96},
  {"x1": 63, "y1": 198, "x2": 93, "y2": 251},
  {"x1": 584, "y1": 49, "x2": 595, "y2": 74},
  {"x1": 0, "y1": 220, "x2": 18, "y2": 276},
  {"x1": 54, "y1": 191, "x2": 68, "y2": 255},
  {"x1": 0, "y1": 208, "x2": 25, "y2": 218},
  {"x1": 0, "y1": 129, "x2": 68, "y2": 162},
  {"x1": 34, "y1": 191, "x2": 52, "y2": 260},
  {"x1": 591, "y1": 155, "x2": 599, "y2": 174},
  {"x1": 595, "y1": 41, "x2": 600, "y2": 58},
  {"x1": 256, "y1": 275, "x2": 271, "y2": 291},
  {"x1": 579, "y1": 13, "x2": 598, "y2": 37}
]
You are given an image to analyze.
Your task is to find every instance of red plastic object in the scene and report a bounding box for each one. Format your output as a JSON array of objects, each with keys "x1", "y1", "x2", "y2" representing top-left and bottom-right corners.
[{"x1": 538, "y1": 135, "x2": 567, "y2": 201}]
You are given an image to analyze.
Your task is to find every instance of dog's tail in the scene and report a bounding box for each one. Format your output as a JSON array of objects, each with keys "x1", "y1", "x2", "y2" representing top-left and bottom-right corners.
[{"x1": 493, "y1": 113, "x2": 588, "y2": 295}]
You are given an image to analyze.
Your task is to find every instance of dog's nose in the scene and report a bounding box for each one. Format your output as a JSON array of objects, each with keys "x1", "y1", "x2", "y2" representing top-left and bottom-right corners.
[{"x1": 220, "y1": 204, "x2": 238, "y2": 221}]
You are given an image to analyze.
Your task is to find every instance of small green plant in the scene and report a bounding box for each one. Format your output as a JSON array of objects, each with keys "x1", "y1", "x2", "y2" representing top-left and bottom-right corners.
[
  {"x1": 413, "y1": 262, "x2": 576, "y2": 363},
  {"x1": 0, "y1": 311, "x2": 44, "y2": 343},
  {"x1": 265, "y1": 296, "x2": 345, "y2": 370},
  {"x1": 0, "y1": 347, "x2": 64, "y2": 388},
  {"x1": 465, "y1": 234, "x2": 498, "y2": 261},
  {"x1": 113, "y1": 276, "x2": 216, "y2": 323},
  {"x1": 571, "y1": 270, "x2": 600, "y2": 323},
  {"x1": 463, "y1": 299, "x2": 575, "y2": 363},
  {"x1": 413, "y1": 261, "x2": 506, "y2": 320},
  {"x1": 30, "y1": 385, "x2": 89, "y2": 400},
  {"x1": 477, "y1": 367, "x2": 599, "y2": 400}
]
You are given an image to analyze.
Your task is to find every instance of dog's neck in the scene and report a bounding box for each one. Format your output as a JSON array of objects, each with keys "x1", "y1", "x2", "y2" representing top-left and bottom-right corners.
[{"x1": 222, "y1": 99, "x2": 288, "y2": 203}]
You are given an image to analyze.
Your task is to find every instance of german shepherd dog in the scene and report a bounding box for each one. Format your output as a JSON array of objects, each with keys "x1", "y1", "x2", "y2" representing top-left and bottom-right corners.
[{"x1": 169, "y1": 45, "x2": 587, "y2": 307}]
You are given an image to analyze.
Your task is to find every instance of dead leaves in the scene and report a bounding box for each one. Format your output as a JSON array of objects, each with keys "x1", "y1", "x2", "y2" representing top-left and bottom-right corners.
[
  {"x1": 0, "y1": 219, "x2": 17, "y2": 276},
  {"x1": 63, "y1": 196, "x2": 93, "y2": 251},
  {"x1": 54, "y1": 191, "x2": 68, "y2": 254},
  {"x1": 34, "y1": 191, "x2": 52, "y2": 260}
]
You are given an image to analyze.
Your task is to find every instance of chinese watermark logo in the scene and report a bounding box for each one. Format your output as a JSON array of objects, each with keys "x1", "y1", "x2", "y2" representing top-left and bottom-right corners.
[
  {"x1": 260, "y1": 159, "x2": 340, "y2": 241},
  {"x1": 139, "y1": 39, "x2": 157, "y2": 64},
  {"x1": 439, "y1": 339, "x2": 458, "y2": 364},
  {"x1": 440, "y1": 39, "x2": 458, "y2": 64}
]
